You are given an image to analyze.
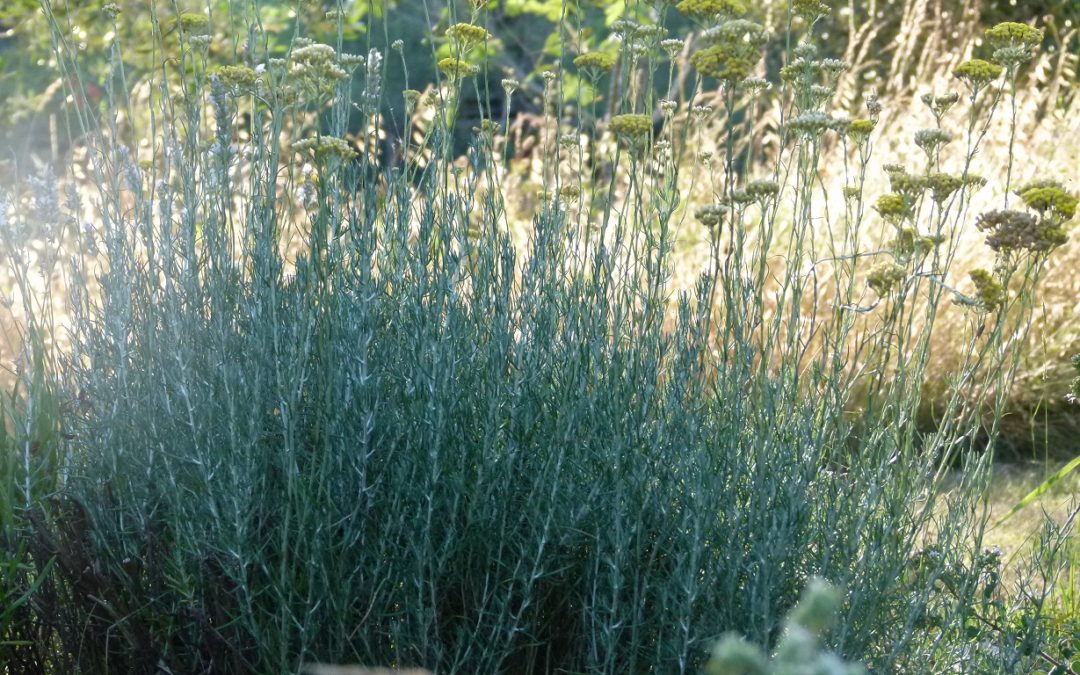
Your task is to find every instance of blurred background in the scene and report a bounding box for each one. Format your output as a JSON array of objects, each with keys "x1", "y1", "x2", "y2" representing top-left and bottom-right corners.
[{"x1": 0, "y1": 0, "x2": 1077, "y2": 459}]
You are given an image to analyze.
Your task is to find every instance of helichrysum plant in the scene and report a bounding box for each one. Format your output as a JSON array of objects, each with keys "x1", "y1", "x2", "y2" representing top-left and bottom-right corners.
[{"x1": 0, "y1": 0, "x2": 1071, "y2": 673}]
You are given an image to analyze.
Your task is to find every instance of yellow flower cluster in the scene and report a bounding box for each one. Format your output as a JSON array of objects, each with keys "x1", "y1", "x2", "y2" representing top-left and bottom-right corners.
[
  {"x1": 874, "y1": 194, "x2": 908, "y2": 222},
  {"x1": 985, "y1": 22, "x2": 1043, "y2": 49},
  {"x1": 691, "y1": 46, "x2": 753, "y2": 83},
  {"x1": 609, "y1": 114, "x2": 652, "y2": 140},
  {"x1": 1016, "y1": 180, "x2": 1077, "y2": 221},
  {"x1": 292, "y1": 136, "x2": 359, "y2": 163},
  {"x1": 953, "y1": 59, "x2": 1002, "y2": 90},
  {"x1": 867, "y1": 261, "x2": 907, "y2": 296},
  {"x1": 969, "y1": 269, "x2": 1006, "y2": 311},
  {"x1": 445, "y1": 23, "x2": 491, "y2": 49},
  {"x1": 848, "y1": 118, "x2": 876, "y2": 140},
  {"x1": 215, "y1": 65, "x2": 258, "y2": 91},
  {"x1": 574, "y1": 51, "x2": 618, "y2": 74},
  {"x1": 884, "y1": 165, "x2": 927, "y2": 201},
  {"x1": 675, "y1": 0, "x2": 745, "y2": 20},
  {"x1": 894, "y1": 228, "x2": 944, "y2": 257},
  {"x1": 176, "y1": 12, "x2": 210, "y2": 34},
  {"x1": 438, "y1": 57, "x2": 480, "y2": 80},
  {"x1": 926, "y1": 173, "x2": 962, "y2": 204}
]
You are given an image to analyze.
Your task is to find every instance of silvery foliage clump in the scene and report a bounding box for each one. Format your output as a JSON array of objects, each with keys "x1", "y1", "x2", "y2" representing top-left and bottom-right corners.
[{"x1": 0, "y1": 1, "x2": 1070, "y2": 673}]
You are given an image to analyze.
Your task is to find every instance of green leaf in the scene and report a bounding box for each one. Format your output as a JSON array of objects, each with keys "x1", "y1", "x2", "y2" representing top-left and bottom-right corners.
[{"x1": 993, "y1": 454, "x2": 1080, "y2": 527}]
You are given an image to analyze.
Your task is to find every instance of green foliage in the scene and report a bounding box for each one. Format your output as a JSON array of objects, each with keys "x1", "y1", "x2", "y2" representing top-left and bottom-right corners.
[{"x1": 706, "y1": 580, "x2": 865, "y2": 675}]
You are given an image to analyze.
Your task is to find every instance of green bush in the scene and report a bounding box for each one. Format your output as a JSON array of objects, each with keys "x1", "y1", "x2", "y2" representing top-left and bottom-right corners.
[{"x1": 0, "y1": 0, "x2": 1075, "y2": 671}]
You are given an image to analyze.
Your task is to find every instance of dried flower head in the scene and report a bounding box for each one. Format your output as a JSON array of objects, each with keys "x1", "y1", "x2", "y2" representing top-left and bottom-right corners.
[
  {"x1": 660, "y1": 38, "x2": 685, "y2": 57},
  {"x1": 558, "y1": 185, "x2": 581, "y2": 201},
  {"x1": 739, "y1": 76, "x2": 772, "y2": 96},
  {"x1": 819, "y1": 57, "x2": 848, "y2": 76},
  {"x1": 865, "y1": 90, "x2": 883, "y2": 118},
  {"x1": 696, "y1": 204, "x2": 729, "y2": 228},
  {"x1": 914, "y1": 128, "x2": 953, "y2": 158},
  {"x1": 975, "y1": 209, "x2": 1067, "y2": 253},
  {"x1": 745, "y1": 179, "x2": 780, "y2": 202},
  {"x1": 921, "y1": 91, "x2": 960, "y2": 122},
  {"x1": 788, "y1": 111, "x2": 836, "y2": 138},
  {"x1": 702, "y1": 19, "x2": 768, "y2": 47},
  {"x1": 962, "y1": 173, "x2": 988, "y2": 190},
  {"x1": 501, "y1": 78, "x2": 520, "y2": 95}
]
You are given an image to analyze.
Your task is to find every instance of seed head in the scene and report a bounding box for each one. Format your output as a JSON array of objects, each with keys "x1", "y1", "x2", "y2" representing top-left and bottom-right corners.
[
  {"x1": 696, "y1": 204, "x2": 729, "y2": 228},
  {"x1": 975, "y1": 208, "x2": 1067, "y2": 253}
]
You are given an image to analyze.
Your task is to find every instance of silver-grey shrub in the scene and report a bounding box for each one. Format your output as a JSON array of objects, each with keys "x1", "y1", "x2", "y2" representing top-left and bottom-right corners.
[{"x1": 4, "y1": 1, "x2": 1071, "y2": 672}]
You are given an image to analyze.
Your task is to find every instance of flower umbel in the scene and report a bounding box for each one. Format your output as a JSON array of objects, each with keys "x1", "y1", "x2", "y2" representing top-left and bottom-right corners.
[
  {"x1": 438, "y1": 57, "x2": 480, "y2": 80},
  {"x1": 954, "y1": 59, "x2": 1003, "y2": 91},
  {"x1": 610, "y1": 114, "x2": 652, "y2": 141},
  {"x1": 574, "y1": 51, "x2": 618, "y2": 75}
]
